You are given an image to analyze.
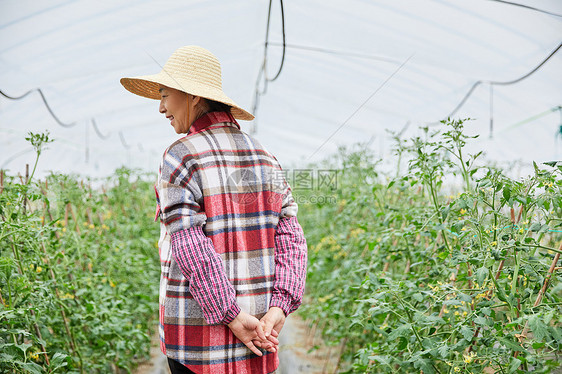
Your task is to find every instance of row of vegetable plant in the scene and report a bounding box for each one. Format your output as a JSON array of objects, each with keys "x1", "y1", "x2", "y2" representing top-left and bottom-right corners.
[
  {"x1": 1, "y1": 132, "x2": 160, "y2": 373},
  {"x1": 297, "y1": 119, "x2": 561, "y2": 373}
]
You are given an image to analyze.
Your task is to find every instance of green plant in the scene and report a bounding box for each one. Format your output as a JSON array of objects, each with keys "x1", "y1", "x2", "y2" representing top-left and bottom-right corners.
[
  {"x1": 298, "y1": 119, "x2": 561, "y2": 373},
  {"x1": 1, "y1": 133, "x2": 160, "y2": 373}
]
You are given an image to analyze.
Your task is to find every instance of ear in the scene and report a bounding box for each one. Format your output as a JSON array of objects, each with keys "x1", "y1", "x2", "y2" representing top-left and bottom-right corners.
[{"x1": 191, "y1": 95, "x2": 202, "y2": 106}]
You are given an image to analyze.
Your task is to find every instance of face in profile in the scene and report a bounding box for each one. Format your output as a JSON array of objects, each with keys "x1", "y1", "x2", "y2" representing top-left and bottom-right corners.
[{"x1": 158, "y1": 85, "x2": 191, "y2": 134}]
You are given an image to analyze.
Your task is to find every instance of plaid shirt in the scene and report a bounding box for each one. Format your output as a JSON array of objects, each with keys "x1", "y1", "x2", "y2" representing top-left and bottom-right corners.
[{"x1": 155, "y1": 111, "x2": 307, "y2": 374}]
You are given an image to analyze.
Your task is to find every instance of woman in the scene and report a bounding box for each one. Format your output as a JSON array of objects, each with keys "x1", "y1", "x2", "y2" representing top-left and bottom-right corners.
[{"x1": 120, "y1": 46, "x2": 307, "y2": 374}]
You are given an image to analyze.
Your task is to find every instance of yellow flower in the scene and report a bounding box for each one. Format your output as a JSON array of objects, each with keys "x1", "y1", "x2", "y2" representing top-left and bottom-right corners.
[
  {"x1": 461, "y1": 227, "x2": 467, "y2": 231},
  {"x1": 462, "y1": 311, "x2": 468, "y2": 317},
  {"x1": 109, "y1": 280, "x2": 116, "y2": 288},
  {"x1": 464, "y1": 351, "x2": 477, "y2": 363},
  {"x1": 102, "y1": 224, "x2": 109, "y2": 230},
  {"x1": 62, "y1": 227, "x2": 67, "y2": 233},
  {"x1": 519, "y1": 228, "x2": 524, "y2": 234},
  {"x1": 61, "y1": 293, "x2": 74, "y2": 300},
  {"x1": 88, "y1": 224, "x2": 95, "y2": 229},
  {"x1": 29, "y1": 351, "x2": 39, "y2": 361},
  {"x1": 83, "y1": 222, "x2": 88, "y2": 226},
  {"x1": 460, "y1": 209, "x2": 467, "y2": 215},
  {"x1": 443, "y1": 308, "x2": 449, "y2": 314},
  {"x1": 36, "y1": 266, "x2": 43, "y2": 273},
  {"x1": 350, "y1": 228, "x2": 365, "y2": 238},
  {"x1": 454, "y1": 367, "x2": 461, "y2": 372},
  {"x1": 490, "y1": 241, "x2": 497, "y2": 246},
  {"x1": 454, "y1": 311, "x2": 460, "y2": 317}
]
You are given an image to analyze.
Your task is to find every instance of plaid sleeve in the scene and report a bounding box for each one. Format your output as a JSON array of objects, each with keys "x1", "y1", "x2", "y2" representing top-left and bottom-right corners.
[
  {"x1": 270, "y1": 216, "x2": 308, "y2": 316},
  {"x1": 157, "y1": 144, "x2": 207, "y2": 234},
  {"x1": 279, "y1": 181, "x2": 298, "y2": 219},
  {"x1": 171, "y1": 226, "x2": 241, "y2": 325},
  {"x1": 159, "y1": 144, "x2": 240, "y2": 325}
]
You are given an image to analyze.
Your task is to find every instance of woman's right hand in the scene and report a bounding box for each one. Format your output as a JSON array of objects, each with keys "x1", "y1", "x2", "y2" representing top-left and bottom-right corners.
[{"x1": 227, "y1": 311, "x2": 278, "y2": 355}]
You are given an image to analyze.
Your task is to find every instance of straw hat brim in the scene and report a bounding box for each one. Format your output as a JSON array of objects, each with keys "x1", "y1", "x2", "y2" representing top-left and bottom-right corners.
[{"x1": 120, "y1": 72, "x2": 254, "y2": 121}]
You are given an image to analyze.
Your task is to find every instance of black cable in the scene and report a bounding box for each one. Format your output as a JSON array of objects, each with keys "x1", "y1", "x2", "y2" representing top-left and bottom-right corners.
[
  {"x1": 35, "y1": 88, "x2": 76, "y2": 128},
  {"x1": 485, "y1": 0, "x2": 562, "y2": 18},
  {"x1": 493, "y1": 42, "x2": 562, "y2": 85},
  {"x1": 445, "y1": 41, "x2": 562, "y2": 119},
  {"x1": 251, "y1": 0, "x2": 286, "y2": 129},
  {"x1": 0, "y1": 89, "x2": 34, "y2": 100},
  {"x1": 91, "y1": 118, "x2": 110, "y2": 140},
  {"x1": 0, "y1": 87, "x2": 77, "y2": 128},
  {"x1": 118, "y1": 130, "x2": 131, "y2": 149},
  {"x1": 265, "y1": 0, "x2": 285, "y2": 82}
]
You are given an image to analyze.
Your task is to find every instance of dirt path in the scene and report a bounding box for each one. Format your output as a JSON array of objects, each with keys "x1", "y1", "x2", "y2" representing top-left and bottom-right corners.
[
  {"x1": 278, "y1": 314, "x2": 338, "y2": 373},
  {"x1": 133, "y1": 329, "x2": 169, "y2": 374},
  {"x1": 134, "y1": 314, "x2": 336, "y2": 374}
]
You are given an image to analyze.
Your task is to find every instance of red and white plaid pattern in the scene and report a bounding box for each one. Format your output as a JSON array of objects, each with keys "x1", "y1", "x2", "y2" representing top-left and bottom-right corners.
[{"x1": 155, "y1": 112, "x2": 307, "y2": 373}]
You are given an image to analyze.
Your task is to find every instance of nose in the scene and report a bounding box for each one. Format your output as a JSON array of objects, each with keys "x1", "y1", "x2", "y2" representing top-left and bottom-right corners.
[{"x1": 159, "y1": 100, "x2": 165, "y2": 114}]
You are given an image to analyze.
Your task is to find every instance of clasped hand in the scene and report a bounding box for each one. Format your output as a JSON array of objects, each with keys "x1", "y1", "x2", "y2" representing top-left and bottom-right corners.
[{"x1": 227, "y1": 307, "x2": 286, "y2": 356}]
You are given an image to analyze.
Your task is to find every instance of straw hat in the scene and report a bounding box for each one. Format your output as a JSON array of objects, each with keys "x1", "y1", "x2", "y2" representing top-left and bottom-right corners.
[{"x1": 120, "y1": 45, "x2": 254, "y2": 121}]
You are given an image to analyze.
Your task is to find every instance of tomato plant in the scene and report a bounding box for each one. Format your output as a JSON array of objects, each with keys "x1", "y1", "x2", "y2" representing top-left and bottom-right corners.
[
  {"x1": 298, "y1": 119, "x2": 561, "y2": 373},
  {"x1": 0, "y1": 132, "x2": 160, "y2": 373}
]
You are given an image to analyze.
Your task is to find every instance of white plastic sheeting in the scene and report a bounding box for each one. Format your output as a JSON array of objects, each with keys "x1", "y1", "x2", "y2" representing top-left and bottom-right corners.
[{"x1": 1, "y1": 0, "x2": 561, "y2": 178}]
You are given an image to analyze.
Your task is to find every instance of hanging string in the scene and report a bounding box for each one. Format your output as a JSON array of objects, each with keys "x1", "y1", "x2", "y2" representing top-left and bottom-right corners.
[
  {"x1": 443, "y1": 42, "x2": 562, "y2": 121},
  {"x1": 489, "y1": 84, "x2": 494, "y2": 138},
  {"x1": 91, "y1": 118, "x2": 111, "y2": 140},
  {"x1": 118, "y1": 130, "x2": 131, "y2": 149},
  {"x1": 485, "y1": 0, "x2": 562, "y2": 18},
  {"x1": 0, "y1": 88, "x2": 77, "y2": 128},
  {"x1": 251, "y1": 0, "x2": 286, "y2": 133}
]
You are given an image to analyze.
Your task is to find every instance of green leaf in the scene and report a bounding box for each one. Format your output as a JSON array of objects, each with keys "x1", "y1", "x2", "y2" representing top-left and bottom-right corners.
[
  {"x1": 397, "y1": 336, "x2": 408, "y2": 350},
  {"x1": 508, "y1": 357, "x2": 522, "y2": 374},
  {"x1": 21, "y1": 362, "x2": 43, "y2": 374},
  {"x1": 437, "y1": 344, "x2": 449, "y2": 358},
  {"x1": 369, "y1": 355, "x2": 391, "y2": 366},
  {"x1": 503, "y1": 186, "x2": 511, "y2": 202},
  {"x1": 476, "y1": 266, "x2": 487, "y2": 286},
  {"x1": 499, "y1": 337, "x2": 524, "y2": 352},
  {"x1": 460, "y1": 325, "x2": 473, "y2": 341},
  {"x1": 528, "y1": 314, "x2": 549, "y2": 342},
  {"x1": 412, "y1": 293, "x2": 424, "y2": 302},
  {"x1": 388, "y1": 324, "x2": 411, "y2": 340},
  {"x1": 15, "y1": 342, "x2": 32, "y2": 355},
  {"x1": 474, "y1": 316, "x2": 489, "y2": 326}
]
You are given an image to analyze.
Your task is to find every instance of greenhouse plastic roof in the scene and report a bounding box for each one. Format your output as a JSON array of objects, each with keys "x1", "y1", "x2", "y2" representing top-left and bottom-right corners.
[{"x1": 1, "y1": 0, "x2": 561, "y2": 178}]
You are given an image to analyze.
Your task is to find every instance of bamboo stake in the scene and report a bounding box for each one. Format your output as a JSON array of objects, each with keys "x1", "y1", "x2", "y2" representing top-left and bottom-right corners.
[
  {"x1": 333, "y1": 337, "x2": 348, "y2": 374},
  {"x1": 69, "y1": 204, "x2": 80, "y2": 235},
  {"x1": 514, "y1": 249, "x2": 560, "y2": 358}
]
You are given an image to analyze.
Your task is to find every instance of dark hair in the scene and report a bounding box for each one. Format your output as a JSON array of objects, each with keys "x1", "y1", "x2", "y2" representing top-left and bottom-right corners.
[{"x1": 205, "y1": 98, "x2": 231, "y2": 114}]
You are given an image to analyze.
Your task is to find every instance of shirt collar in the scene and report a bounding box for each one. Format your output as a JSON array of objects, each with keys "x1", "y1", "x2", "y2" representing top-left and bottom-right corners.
[{"x1": 188, "y1": 111, "x2": 240, "y2": 135}]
